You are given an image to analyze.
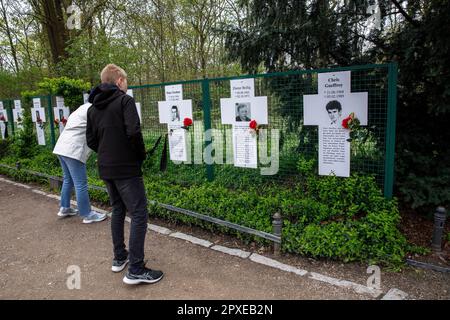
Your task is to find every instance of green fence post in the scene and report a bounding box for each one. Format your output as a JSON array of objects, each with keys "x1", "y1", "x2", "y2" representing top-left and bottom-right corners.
[
  {"x1": 384, "y1": 62, "x2": 398, "y2": 199},
  {"x1": 47, "y1": 95, "x2": 56, "y2": 147},
  {"x1": 202, "y1": 78, "x2": 214, "y2": 182},
  {"x1": 7, "y1": 100, "x2": 14, "y2": 136}
]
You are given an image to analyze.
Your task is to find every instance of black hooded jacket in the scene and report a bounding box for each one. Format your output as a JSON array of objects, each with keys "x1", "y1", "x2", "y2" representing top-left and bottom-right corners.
[{"x1": 86, "y1": 83, "x2": 146, "y2": 180}]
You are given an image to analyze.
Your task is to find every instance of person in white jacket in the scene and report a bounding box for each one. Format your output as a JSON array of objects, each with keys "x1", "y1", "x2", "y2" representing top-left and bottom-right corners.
[{"x1": 53, "y1": 102, "x2": 107, "y2": 224}]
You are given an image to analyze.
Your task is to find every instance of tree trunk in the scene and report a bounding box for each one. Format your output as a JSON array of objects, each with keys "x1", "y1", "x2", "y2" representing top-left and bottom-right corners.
[{"x1": 39, "y1": 0, "x2": 69, "y2": 68}]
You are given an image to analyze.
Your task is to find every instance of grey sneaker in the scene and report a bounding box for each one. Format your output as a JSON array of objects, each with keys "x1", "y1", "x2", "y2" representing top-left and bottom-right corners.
[
  {"x1": 112, "y1": 257, "x2": 129, "y2": 273},
  {"x1": 82, "y1": 211, "x2": 107, "y2": 224},
  {"x1": 57, "y1": 207, "x2": 79, "y2": 217},
  {"x1": 123, "y1": 267, "x2": 164, "y2": 285}
]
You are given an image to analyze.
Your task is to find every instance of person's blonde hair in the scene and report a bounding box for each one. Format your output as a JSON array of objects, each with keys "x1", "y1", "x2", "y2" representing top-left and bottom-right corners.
[{"x1": 100, "y1": 64, "x2": 127, "y2": 84}]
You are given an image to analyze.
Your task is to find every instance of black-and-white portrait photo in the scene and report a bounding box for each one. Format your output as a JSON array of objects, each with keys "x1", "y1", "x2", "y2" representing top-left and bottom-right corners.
[
  {"x1": 171, "y1": 105, "x2": 180, "y2": 122},
  {"x1": 235, "y1": 102, "x2": 251, "y2": 122},
  {"x1": 59, "y1": 109, "x2": 64, "y2": 120},
  {"x1": 325, "y1": 100, "x2": 342, "y2": 126}
]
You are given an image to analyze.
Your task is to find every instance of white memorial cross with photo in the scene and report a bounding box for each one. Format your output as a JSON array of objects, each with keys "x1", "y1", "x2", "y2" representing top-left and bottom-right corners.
[
  {"x1": 0, "y1": 101, "x2": 8, "y2": 139},
  {"x1": 303, "y1": 71, "x2": 368, "y2": 177},
  {"x1": 13, "y1": 100, "x2": 24, "y2": 131},
  {"x1": 157, "y1": 85, "x2": 193, "y2": 162},
  {"x1": 220, "y1": 78, "x2": 268, "y2": 168},
  {"x1": 126, "y1": 89, "x2": 142, "y2": 123},
  {"x1": 31, "y1": 98, "x2": 46, "y2": 145},
  {"x1": 83, "y1": 93, "x2": 89, "y2": 104},
  {"x1": 53, "y1": 96, "x2": 70, "y2": 133}
]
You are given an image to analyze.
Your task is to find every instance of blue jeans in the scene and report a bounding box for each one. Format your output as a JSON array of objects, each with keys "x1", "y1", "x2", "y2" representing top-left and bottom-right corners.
[{"x1": 58, "y1": 155, "x2": 91, "y2": 217}]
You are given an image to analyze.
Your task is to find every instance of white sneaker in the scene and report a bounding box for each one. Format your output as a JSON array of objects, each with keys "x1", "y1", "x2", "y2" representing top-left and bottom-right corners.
[
  {"x1": 57, "y1": 207, "x2": 79, "y2": 217},
  {"x1": 82, "y1": 211, "x2": 107, "y2": 224}
]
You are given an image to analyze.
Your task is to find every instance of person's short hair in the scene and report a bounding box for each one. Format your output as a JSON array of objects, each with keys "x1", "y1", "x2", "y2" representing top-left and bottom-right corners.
[
  {"x1": 326, "y1": 100, "x2": 342, "y2": 112},
  {"x1": 237, "y1": 104, "x2": 247, "y2": 112},
  {"x1": 171, "y1": 106, "x2": 178, "y2": 111},
  {"x1": 100, "y1": 64, "x2": 128, "y2": 84}
]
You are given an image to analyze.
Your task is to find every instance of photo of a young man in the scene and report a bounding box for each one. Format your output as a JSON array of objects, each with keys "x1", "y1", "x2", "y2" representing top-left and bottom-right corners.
[{"x1": 326, "y1": 100, "x2": 342, "y2": 126}]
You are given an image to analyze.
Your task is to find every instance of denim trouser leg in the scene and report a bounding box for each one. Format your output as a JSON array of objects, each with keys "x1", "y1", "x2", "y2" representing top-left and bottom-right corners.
[
  {"x1": 58, "y1": 155, "x2": 91, "y2": 217},
  {"x1": 58, "y1": 156, "x2": 74, "y2": 209},
  {"x1": 104, "y1": 177, "x2": 148, "y2": 274}
]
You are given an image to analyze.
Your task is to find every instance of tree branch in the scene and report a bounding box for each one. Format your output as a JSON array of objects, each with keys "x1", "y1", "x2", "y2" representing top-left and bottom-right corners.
[{"x1": 390, "y1": 0, "x2": 420, "y2": 27}]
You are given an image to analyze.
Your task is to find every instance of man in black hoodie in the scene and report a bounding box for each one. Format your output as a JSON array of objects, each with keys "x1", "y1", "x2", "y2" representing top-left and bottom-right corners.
[{"x1": 86, "y1": 64, "x2": 164, "y2": 285}]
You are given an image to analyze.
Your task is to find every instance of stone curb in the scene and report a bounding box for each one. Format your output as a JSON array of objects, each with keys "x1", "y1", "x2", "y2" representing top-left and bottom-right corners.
[
  {"x1": 169, "y1": 232, "x2": 213, "y2": 248},
  {"x1": 211, "y1": 245, "x2": 251, "y2": 259}
]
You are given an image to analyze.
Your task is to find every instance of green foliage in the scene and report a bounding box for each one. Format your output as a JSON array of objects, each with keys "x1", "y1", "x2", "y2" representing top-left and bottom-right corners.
[
  {"x1": 0, "y1": 67, "x2": 48, "y2": 99},
  {"x1": 21, "y1": 90, "x2": 41, "y2": 105},
  {"x1": 37, "y1": 77, "x2": 91, "y2": 111},
  {"x1": 296, "y1": 155, "x2": 316, "y2": 176},
  {"x1": 407, "y1": 244, "x2": 431, "y2": 256},
  {"x1": 284, "y1": 221, "x2": 365, "y2": 262},
  {"x1": 283, "y1": 202, "x2": 408, "y2": 267},
  {"x1": 357, "y1": 210, "x2": 407, "y2": 267},
  {"x1": 0, "y1": 138, "x2": 12, "y2": 158},
  {"x1": 377, "y1": 1, "x2": 450, "y2": 211},
  {"x1": 281, "y1": 172, "x2": 409, "y2": 267},
  {"x1": 7, "y1": 101, "x2": 38, "y2": 159},
  {"x1": 224, "y1": 0, "x2": 371, "y2": 73}
]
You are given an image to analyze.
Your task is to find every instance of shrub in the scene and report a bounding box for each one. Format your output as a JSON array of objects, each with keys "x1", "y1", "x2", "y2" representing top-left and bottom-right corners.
[
  {"x1": 284, "y1": 221, "x2": 364, "y2": 262},
  {"x1": 0, "y1": 138, "x2": 12, "y2": 158},
  {"x1": 7, "y1": 106, "x2": 38, "y2": 159},
  {"x1": 37, "y1": 77, "x2": 91, "y2": 111}
]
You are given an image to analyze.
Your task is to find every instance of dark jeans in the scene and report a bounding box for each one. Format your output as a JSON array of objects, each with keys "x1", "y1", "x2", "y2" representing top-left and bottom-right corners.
[{"x1": 104, "y1": 176, "x2": 148, "y2": 274}]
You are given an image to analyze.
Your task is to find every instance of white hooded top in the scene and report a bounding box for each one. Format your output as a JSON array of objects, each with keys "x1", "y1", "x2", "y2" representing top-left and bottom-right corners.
[{"x1": 53, "y1": 103, "x2": 93, "y2": 164}]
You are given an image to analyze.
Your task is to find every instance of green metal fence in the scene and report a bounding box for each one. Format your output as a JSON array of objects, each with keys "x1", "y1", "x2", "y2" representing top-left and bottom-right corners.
[{"x1": 0, "y1": 63, "x2": 397, "y2": 198}]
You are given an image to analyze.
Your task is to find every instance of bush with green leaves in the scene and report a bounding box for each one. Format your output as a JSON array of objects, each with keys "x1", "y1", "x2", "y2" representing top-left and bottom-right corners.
[
  {"x1": 6, "y1": 107, "x2": 38, "y2": 160},
  {"x1": 36, "y1": 77, "x2": 91, "y2": 111}
]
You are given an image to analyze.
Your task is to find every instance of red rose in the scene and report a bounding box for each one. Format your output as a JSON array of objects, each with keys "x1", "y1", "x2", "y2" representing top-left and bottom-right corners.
[
  {"x1": 61, "y1": 117, "x2": 67, "y2": 126},
  {"x1": 342, "y1": 116, "x2": 352, "y2": 129},
  {"x1": 54, "y1": 118, "x2": 60, "y2": 125},
  {"x1": 183, "y1": 117, "x2": 193, "y2": 127},
  {"x1": 249, "y1": 120, "x2": 257, "y2": 130},
  {"x1": 0, "y1": 115, "x2": 5, "y2": 121}
]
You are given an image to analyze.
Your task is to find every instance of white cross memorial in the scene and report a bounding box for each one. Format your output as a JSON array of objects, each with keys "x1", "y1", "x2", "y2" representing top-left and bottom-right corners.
[
  {"x1": 126, "y1": 90, "x2": 142, "y2": 123},
  {"x1": 12, "y1": 100, "x2": 24, "y2": 131},
  {"x1": 220, "y1": 78, "x2": 268, "y2": 168},
  {"x1": 31, "y1": 98, "x2": 46, "y2": 145},
  {"x1": 53, "y1": 96, "x2": 70, "y2": 133},
  {"x1": 83, "y1": 93, "x2": 89, "y2": 104},
  {"x1": 157, "y1": 85, "x2": 193, "y2": 162},
  {"x1": 303, "y1": 71, "x2": 368, "y2": 177},
  {"x1": 0, "y1": 101, "x2": 8, "y2": 139}
]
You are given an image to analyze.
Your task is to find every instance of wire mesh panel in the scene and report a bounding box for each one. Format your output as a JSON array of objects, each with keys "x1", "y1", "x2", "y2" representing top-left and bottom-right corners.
[
  {"x1": 0, "y1": 64, "x2": 396, "y2": 197},
  {"x1": 204, "y1": 65, "x2": 391, "y2": 191},
  {"x1": 124, "y1": 81, "x2": 209, "y2": 186}
]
